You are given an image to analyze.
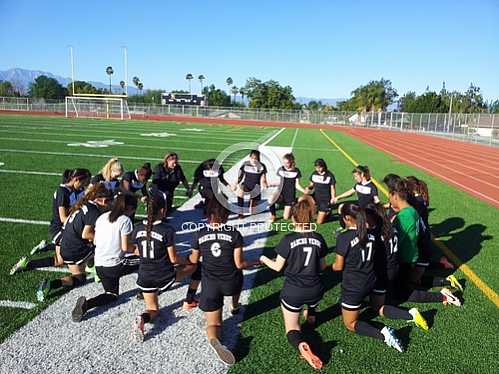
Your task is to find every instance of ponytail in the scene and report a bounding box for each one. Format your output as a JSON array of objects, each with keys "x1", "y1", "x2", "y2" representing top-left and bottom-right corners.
[
  {"x1": 353, "y1": 165, "x2": 371, "y2": 180},
  {"x1": 292, "y1": 195, "x2": 316, "y2": 224},
  {"x1": 340, "y1": 202, "x2": 368, "y2": 245},
  {"x1": 206, "y1": 197, "x2": 230, "y2": 224},
  {"x1": 406, "y1": 176, "x2": 430, "y2": 206},
  {"x1": 109, "y1": 191, "x2": 137, "y2": 223},
  {"x1": 144, "y1": 189, "x2": 167, "y2": 250},
  {"x1": 366, "y1": 203, "x2": 394, "y2": 245}
]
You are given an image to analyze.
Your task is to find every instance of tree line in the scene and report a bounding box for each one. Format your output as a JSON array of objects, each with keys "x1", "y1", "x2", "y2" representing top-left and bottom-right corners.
[{"x1": 1, "y1": 74, "x2": 498, "y2": 114}]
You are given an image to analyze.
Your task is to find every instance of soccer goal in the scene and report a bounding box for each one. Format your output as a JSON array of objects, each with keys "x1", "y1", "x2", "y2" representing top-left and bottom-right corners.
[{"x1": 65, "y1": 95, "x2": 131, "y2": 120}]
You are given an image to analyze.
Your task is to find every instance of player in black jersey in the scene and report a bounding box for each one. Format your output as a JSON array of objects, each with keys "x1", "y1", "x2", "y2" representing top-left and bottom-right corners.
[
  {"x1": 188, "y1": 198, "x2": 259, "y2": 365},
  {"x1": 121, "y1": 162, "x2": 152, "y2": 201},
  {"x1": 269, "y1": 153, "x2": 304, "y2": 221},
  {"x1": 191, "y1": 158, "x2": 229, "y2": 211},
  {"x1": 90, "y1": 157, "x2": 123, "y2": 192},
  {"x1": 35, "y1": 183, "x2": 110, "y2": 302},
  {"x1": 333, "y1": 202, "x2": 431, "y2": 352},
  {"x1": 131, "y1": 190, "x2": 201, "y2": 342},
  {"x1": 260, "y1": 196, "x2": 326, "y2": 369},
  {"x1": 234, "y1": 150, "x2": 268, "y2": 217},
  {"x1": 10, "y1": 169, "x2": 91, "y2": 275},
  {"x1": 335, "y1": 165, "x2": 380, "y2": 210},
  {"x1": 152, "y1": 152, "x2": 192, "y2": 212},
  {"x1": 304, "y1": 158, "x2": 336, "y2": 224}
]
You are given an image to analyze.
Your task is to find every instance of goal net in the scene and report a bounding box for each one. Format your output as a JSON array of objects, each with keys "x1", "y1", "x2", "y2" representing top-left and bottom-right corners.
[{"x1": 65, "y1": 95, "x2": 131, "y2": 120}]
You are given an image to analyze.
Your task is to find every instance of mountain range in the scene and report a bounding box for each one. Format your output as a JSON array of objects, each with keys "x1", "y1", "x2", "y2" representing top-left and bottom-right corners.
[{"x1": 0, "y1": 68, "x2": 345, "y2": 104}]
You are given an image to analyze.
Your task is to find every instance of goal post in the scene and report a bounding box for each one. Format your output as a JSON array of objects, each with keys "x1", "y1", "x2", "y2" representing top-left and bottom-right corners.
[{"x1": 65, "y1": 95, "x2": 131, "y2": 120}]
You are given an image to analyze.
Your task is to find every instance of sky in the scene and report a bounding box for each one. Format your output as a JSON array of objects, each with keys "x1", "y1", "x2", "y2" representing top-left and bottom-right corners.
[{"x1": 0, "y1": 0, "x2": 498, "y2": 100}]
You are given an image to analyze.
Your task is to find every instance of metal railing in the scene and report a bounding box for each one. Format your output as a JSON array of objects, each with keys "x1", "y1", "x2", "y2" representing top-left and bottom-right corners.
[{"x1": 0, "y1": 96, "x2": 497, "y2": 146}]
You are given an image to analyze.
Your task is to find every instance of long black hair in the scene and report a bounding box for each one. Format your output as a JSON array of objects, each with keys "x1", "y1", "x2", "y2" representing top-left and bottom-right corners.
[
  {"x1": 109, "y1": 191, "x2": 137, "y2": 223},
  {"x1": 206, "y1": 197, "x2": 230, "y2": 224},
  {"x1": 144, "y1": 190, "x2": 167, "y2": 249},
  {"x1": 340, "y1": 202, "x2": 368, "y2": 246},
  {"x1": 365, "y1": 203, "x2": 394, "y2": 245},
  {"x1": 62, "y1": 168, "x2": 91, "y2": 184}
]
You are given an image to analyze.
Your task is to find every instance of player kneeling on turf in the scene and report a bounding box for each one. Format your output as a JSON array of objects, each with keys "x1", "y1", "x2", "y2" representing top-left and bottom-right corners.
[
  {"x1": 71, "y1": 191, "x2": 141, "y2": 322},
  {"x1": 131, "y1": 190, "x2": 201, "y2": 342},
  {"x1": 260, "y1": 196, "x2": 327, "y2": 370},
  {"x1": 188, "y1": 198, "x2": 259, "y2": 365},
  {"x1": 36, "y1": 183, "x2": 110, "y2": 302}
]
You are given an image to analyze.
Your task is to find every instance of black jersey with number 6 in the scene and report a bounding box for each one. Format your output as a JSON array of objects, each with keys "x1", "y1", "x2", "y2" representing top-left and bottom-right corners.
[
  {"x1": 275, "y1": 231, "x2": 328, "y2": 288},
  {"x1": 191, "y1": 224, "x2": 243, "y2": 281},
  {"x1": 335, "y1": 228, "x2": 377, "y2": 292},
  {"x1": 133, "y1": 221, "x2": 176, "y2": 277},
  {"x1": 61, "y1": 202, "x2": 101, "y2": 258}
]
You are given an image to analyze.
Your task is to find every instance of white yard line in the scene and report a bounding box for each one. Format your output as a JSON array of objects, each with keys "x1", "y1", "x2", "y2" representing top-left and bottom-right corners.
[
  {"x1": 0, "y1": 300, "x2": 37, "y2": 310},
  {"x1": 0, "y1": 169, "x2": 60, "y2": 176},
  {"x1": 0, "y1": 148, "x2": 200, "y2": 163},
  {"x1": 0, "y1": 217, "x2": 50, "y2": 225},
  {"x1": 291, "y1": 128, "x2": 299, "y2": 148}
]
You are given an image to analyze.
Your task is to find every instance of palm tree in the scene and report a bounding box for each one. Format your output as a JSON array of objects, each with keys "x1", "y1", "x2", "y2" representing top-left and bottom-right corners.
[
  {"x1": 239, "y1": 87, "x2": 247, "y2": 106},
  {"x1": 231, "y1": 86, "x2": 238, "y2": 105},
  {"x1": 132, "y1": 76, "x2": 140, "y2": 95},
  {"x1": 186, "y1": 73, "x2": 194, "y2": 97},
  {"x1": 226, "y1": 77, "x2": 233, "y2": 96},
  {"x1": 198, "y1": 74, "x2": 205, "y2": 94},
  {"x1": 105, "y1": 66, "x2": 114, "y2": 94},
  {"x1": 138, "y1": 82, "x2": 143, "y2": 95},
  {"x1": 119, "y1": 80, "x2": 125, "y2": 94}
]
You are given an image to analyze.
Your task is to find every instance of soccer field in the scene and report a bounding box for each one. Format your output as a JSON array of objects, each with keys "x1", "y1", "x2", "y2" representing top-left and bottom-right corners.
[{"x1": 0, "y1": 114, "x2": 498, "y2": 373}]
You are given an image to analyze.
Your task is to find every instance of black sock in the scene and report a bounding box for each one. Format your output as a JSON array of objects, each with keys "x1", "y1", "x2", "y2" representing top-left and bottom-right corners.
[
  {"x1": 286, "y1": 330, "x2": 303, "y2": 349},
  {"x1": 141, "y1": 312, "x2": 151, "y2": 323},
  {"x1": 237, "y1": 197, "x2": 244, "y2": 208},
  {"x1": 185, "y1": 287, "x2": 197, "y2": 303},
  {"x1": 307, "y1": 306, "x2": 316, "y2": 317},
  {"x1": 408, "y1": 290, "x2": 444, "y2": 303},
  {"x1": 269, "y1": 204, "x2": 276, "y2": 215},
  {"x1": 40, "y1": 243, "x2": 56, "y2": 253},
  {"x1": 27, "y1": 256, "x2": 55, "y2": 270},
  {"x1": 432, "y1": 277, "x2": 449, "y2": 287},
  {"x1": 49, "y1": 278, "x2": 63, "y2": 290},
  {"x1": 354, "y1": 321, "x2": 384, "y2": 341},
  {"x1": 86, "y1": 293, "x2": 118, "y2": 310},
  {"x1": 383, "y1": 305, "x2": 412, "y2": 320}
]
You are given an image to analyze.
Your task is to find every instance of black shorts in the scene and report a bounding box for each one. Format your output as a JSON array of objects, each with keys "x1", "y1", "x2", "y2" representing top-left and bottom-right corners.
[
  {"x1": 341, "y1": 282, "x2": 375, "y2": 311},
  {"x1": 200, "y1": 272, "x2": 243, "y2": 312},
  {"x1": 416, "y1": 243, "x2": 432, "y2": 268},
  {"x1": 61, "y1": 246, "x2": 94, "y2": 265},
  {"x1": 137, "y1": 267, "x2": 176, "y2": 293},
  {"x1": 277, "y1": 191, "x2": 296, "y2": 207},
  {"x1": 315, "y1": 198, "x2": 331, "y2": 213},
  {"x1": 280, "y1": 283, "x2": 324, "y2": 312},
  {"x1": 96, "y1": 263, "x2": 138, "y2": 296},
  {"x1": 49, "y1": 226, "x2": 63, "y2": 245},
  {"x1": 242, "y1": 184, "x2": 261, "y2": 201}
]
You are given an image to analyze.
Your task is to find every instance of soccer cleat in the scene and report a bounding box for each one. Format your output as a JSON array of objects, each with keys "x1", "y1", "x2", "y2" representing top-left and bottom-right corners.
[
  {"x1": 409, "y1": 308, "x2": 429, "y2": 331},
  {"x1": 209, "y1": 338, "x2": 236, "y2": 365},
  {"x1": 446, "y1": 275, "x2": 463, "y2": 292},
  {"x1": 85, "y1": 265, "x2": 100, "y2": 283},
  {"x1": 10, "y1": 256, "x2": 28, "y2": 275},
  {"x1": 298, "y1": 342, "x2": 323, "y2": 369},
  {"x1": 131, "y1": 315, "x2": 145, "y2": 342},
  {"x1": 30, "y1": 240, "x2": 47, "y2": 256},
  {"x1": 36, "y1": 279, "x2": 50, "y2": 302},
  {"x1": 441, "y1": 287, "x2": 462, "y2": 307},
  {"x1": 182, "y1": 299, "x2": 199, "y2": 311},
  {"x1": 72, "y1": 296, "x2": 87, "y2": 322},
  {"x1": 381, "y1": 326, "x2": 404, "y2": 353}
]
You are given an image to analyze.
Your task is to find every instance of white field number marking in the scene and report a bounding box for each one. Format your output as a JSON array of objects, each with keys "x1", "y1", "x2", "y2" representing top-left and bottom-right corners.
[
  {"x1": 140, "y1": 132, "x2": 177, "y2": 137},
  {"x1": 182, "y1": 128, "x2": 205, "y2": 132},
  {"x1": 67, "y1": 140, "x2": 124, "y2": 148}
]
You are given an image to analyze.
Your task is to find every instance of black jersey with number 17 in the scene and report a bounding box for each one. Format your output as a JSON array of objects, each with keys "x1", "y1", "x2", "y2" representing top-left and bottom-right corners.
[
  {"x1": 191, "y1": 224, "x2": 243, "y2": 281},
  {"x1": 335, "y1": 228, "x2": 376, "y2": 292},
  {"x1": 275, "y1": 231, "x2": 328, "y2": 288}
]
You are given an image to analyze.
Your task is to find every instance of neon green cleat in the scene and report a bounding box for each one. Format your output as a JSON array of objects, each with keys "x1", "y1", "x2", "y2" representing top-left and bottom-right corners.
[
  {"x1": 409, "y1": 307, "x2": 429, "y2": 331},
  {"x1": 36, "y1": 279, "x2": 50, "y2": 302},
  {"x1": 10, "y1": 256, "x2": 28, "y2": 275},
  {"x1": 86, "y1": 265, "x2": 100, "y2": 283},
  {"x1": 446, "y1": 275, "x2": 463, "y2": 292}
]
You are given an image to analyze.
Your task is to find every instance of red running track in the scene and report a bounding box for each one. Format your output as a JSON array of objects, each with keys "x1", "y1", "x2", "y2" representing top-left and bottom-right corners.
[{"x1": 338, "y1": 128, "x2": 499, "y2": 208}]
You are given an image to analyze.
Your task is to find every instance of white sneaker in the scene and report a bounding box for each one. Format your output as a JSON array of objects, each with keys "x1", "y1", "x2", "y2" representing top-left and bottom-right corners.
[
  {"x1": 441, "y1": 287, "x2": 462, "y2": 306},
  {"x1": 381, "y1": 326, "x2": 404, "y2": 352}
]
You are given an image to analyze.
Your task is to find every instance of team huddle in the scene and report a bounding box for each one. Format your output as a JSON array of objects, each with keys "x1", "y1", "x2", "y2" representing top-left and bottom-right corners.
[{"x1": 9, "y1": 149, "x2": 464, "y2": 369}]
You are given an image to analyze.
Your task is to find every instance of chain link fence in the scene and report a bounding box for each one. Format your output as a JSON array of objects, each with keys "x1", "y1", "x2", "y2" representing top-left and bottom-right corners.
[{"x1": 0, "y1": 96, "x2": 497, "y2": 146}]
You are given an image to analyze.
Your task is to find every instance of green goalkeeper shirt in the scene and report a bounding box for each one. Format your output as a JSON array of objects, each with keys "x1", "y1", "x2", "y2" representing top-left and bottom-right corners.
[{"x1": 395, "y1": 206, "x2": 419, "y2": 264}]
